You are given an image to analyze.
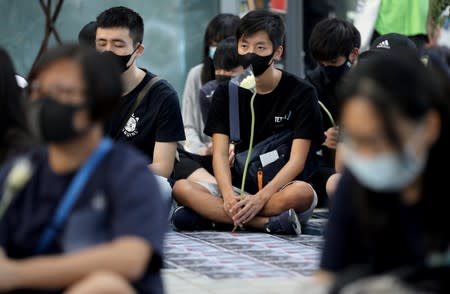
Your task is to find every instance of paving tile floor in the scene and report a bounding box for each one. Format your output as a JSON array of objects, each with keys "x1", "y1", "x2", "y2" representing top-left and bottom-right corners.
[{"x1": 161, "y1": 208, "x2": 329, "y2": 293}]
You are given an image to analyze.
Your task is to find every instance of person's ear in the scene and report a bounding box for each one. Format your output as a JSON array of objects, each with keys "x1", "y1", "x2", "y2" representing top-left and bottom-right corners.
[
  {"x1": 349, "y1": 47, "x2": 359, "y2": 63},
  {"x1": 135, "y1": 43, "x2": 145, "y2": 57},
  {"x1": 126, "y1": 43, "x2": 144, "y2": 67},
  {"x1": 273, "y1": 46, "x2": 283, "y2": 61}
]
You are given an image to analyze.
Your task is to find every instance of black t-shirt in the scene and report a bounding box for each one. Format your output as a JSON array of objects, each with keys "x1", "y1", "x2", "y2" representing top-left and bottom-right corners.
[
  {"x1": 105, "y1": 69, "x2": 185, "y2": 163},
  {"x1": 0, "y1": 142, "x2": 167, "y2": 294},
  {"x1": 320, "y1": 169, "x2": 429, "y2": 274},
  {"x1": 305, "y1": 66, "x2": 339, "y2": 132},
  {"x1": 0, "y1": 127, "x2": 37, "y2": 165},
  {"x1": 306, "y1": 66, "x2": 340, "y2": 166},
  {"x1": 204, "y1": 69, "x2": 324, "y2": 154}
]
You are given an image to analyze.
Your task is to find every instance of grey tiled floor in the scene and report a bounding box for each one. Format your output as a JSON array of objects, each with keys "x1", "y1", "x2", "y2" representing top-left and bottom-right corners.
[{"x1": 162, "y1": 208, "x2": 329, "y2": 293}]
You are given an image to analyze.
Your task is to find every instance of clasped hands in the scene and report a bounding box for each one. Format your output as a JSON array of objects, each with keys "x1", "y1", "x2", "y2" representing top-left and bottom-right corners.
[{"x1": 223, "y1": 192, "x2": 266, "y2": 227}]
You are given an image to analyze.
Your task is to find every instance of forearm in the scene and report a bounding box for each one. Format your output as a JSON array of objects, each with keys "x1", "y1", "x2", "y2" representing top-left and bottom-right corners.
[
  {"x1": 10, "y1": 237, "x2": 151, "y2": 290},
  {"x1": 259, "y1": 139, "x2": 312, "y2": 200},
  {"x1": 151, "y1": 142, "x2": 177, "y2": 178},
  {"x1": 260, "y1": 159, "x2": 305, "y2": 201},
  {"x1": 334, "y1": 143, "x2": 344, "y2": 173},
  {"x1": 149, "y1": 161, "x2": 173, "y2": 178},
  {"x1": 213, "y1": 153, "x2": 236, "y2": 199}
]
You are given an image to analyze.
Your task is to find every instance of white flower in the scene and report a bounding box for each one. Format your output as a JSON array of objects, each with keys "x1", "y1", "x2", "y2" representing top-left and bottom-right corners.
[
  {"x1": 239, "y1": 74, "x2": 256, "y2": 92},
  {"x1": 5, "y1": 158, "x2": 33, "y2": 192},
  {"x1": 0, "y1": 158, "x2": 33, "y2": 220}
]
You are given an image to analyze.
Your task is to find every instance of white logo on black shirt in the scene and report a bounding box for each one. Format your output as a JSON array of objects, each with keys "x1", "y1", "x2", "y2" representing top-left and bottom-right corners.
[
  {"x1": 123, "y1": 113, "x2": 139, "y2": 137},
  {"x1": 274, "y1": 111, "x2": 292, "y2": 123}
]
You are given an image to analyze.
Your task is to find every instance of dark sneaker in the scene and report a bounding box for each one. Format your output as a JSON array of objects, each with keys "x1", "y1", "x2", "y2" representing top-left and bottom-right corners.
[
  {"x1": 171, "y1": 206, "x2": 216, "y2": 231},
  {"x1": 264, "y1": 208, "x2": 302, "y2": 235}
]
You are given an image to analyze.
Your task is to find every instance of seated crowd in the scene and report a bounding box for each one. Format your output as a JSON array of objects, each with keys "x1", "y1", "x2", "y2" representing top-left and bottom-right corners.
[{"x1": 0, "y1": 4, "x2": 449, "y2": 294}]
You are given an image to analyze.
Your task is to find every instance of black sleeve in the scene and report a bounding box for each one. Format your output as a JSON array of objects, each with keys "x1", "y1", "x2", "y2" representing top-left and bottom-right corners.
[
  {"x1": 292, "y1": 83, "x2": 325, "y2": 147},
  {"x1": 154, "y1": 82, "x2": 186, "y2": 142},
  {"x1": 320, "y1": 169, "x2": 364, "y2": 272},
  {"x1": 204, "y1": 83, "x2": 229, "y2": 137}
]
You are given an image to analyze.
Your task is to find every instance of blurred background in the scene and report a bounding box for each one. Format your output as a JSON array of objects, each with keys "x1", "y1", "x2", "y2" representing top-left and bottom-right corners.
[{"x1": 0, "y1": 0, "x2": 448, "y2": 99}]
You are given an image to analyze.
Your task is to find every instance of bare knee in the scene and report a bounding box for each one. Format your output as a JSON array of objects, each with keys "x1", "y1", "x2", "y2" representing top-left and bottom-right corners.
[
  {"x1": 173, "y1": 179, "x2": 208, "y2": 207},
  {"x1": 187, "y1": 168, "x2": 216, "y2": 183},
  {"x1": 172, "y1": 179, "x2": 194, "y2": 204},
  {"x1": 264, "y1": 181, "x2": 315, "y2": 215},
  {"x1": 326, "y1": 173, "x2": 341, "y2": 198},
  {"x1": 282, "y1": 181, "x2": 315, "y2": 212},
  {"x1": 65, "y1": 271, "x2": 135, "y2": 294}
]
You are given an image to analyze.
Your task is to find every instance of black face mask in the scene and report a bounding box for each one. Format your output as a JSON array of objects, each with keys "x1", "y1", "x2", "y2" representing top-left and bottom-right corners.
[
  {"x1": 320, "y1": 60, "x2": 352, "y2": 81},
  {"x1": 238, "y1": 52, "x2": 274, "y2": 76},
  {"x1": 27, "y1": 96, "x2": 88, "y2": 143},
  {"x1": 215, "y1": 75, "x2": 231, "y2": 84},
  {"x1": 100, "y1": 45, "x2": 139, "y2": 73}
]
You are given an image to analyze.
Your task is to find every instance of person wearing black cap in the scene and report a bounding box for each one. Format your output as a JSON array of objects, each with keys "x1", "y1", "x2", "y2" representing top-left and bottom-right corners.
[{"x1": 358, "y1": 32, "x2": 420, "y2": 63}]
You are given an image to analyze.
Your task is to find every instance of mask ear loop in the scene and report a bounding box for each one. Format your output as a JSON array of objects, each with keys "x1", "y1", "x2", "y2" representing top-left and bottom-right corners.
[
  {"x1": 268, "y1": 47, "x2": 280, "y2": 67},
  {"x1": 126, "y1": 42, "x2": 141, "y2": 67}
]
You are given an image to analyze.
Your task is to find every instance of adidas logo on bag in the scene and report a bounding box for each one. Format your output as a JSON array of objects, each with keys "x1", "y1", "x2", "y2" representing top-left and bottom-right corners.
[{"x1": 376, "y1": 40, "x2": 390, "y2": 49}]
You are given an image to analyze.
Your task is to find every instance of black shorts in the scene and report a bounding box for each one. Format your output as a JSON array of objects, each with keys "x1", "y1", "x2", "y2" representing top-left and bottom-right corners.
[{"x1": 173, "y1": 148, "x2": 213, "y2": 181}]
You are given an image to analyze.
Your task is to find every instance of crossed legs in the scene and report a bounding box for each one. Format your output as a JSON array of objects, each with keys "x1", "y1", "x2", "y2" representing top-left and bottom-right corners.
[{"x1": 172, "y1": 179, "x2": 316, "y2": 230}]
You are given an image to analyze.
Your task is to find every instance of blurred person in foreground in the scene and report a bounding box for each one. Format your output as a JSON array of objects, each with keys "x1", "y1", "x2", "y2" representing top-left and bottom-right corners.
[
  {"x1": 316, "y1": 52, "x2": 450, "y2": 293},
  {"x1": 0, "y1": 44, "x2": 167, "y2": 294}
]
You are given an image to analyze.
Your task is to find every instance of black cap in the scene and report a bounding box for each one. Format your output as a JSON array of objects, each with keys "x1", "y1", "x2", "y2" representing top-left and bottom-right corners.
[
  {"x1": 370, "y1": 33, "x2": 418, "y2": 55},
  {"x1": 359, "y1": 33, "x2": 419, "y2": 63}
]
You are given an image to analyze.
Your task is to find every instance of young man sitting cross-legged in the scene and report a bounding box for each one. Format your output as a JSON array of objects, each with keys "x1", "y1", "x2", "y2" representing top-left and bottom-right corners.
[{"x1": 171, "y1": 9, "x2": 324, "y2": 235}]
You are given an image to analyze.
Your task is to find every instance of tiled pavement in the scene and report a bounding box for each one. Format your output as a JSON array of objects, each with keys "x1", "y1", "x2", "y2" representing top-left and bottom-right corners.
[{"x1": 161, "y1": 208, "x2": 329, "y2": 293}]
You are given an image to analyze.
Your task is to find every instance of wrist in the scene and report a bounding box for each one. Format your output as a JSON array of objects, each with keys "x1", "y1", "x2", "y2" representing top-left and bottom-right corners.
[
  {"x1": 223, "y1": 191, "x2": 237, "y2": 201},
  {"x1": 4, "y1": 260, "x2": 22, "y2": 290},
  {"x1": 257, "y1": 189, "x2": 271, "y2": 203}
]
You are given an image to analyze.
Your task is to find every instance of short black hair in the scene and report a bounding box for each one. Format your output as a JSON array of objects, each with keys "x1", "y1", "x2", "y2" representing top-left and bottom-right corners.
[
  {"x1": 0, "y1": 47, "x2": 26, "y2": 140},
  {"x1": 237, "y1": 9, "x2": 285, "y2": 51},
  {"x1": 28, "y1": 43, "x2": 122, "y2": 123},
  {"x1": 96, "y1": 6, "x2": 144, "y2": 45},
  {"x1": 213, "y1": 36, "x2": 240, "y2": 70},
  {"x1": 78, "y1": 21, "x2": 97, "y2": 49},
  {"x1": 201, "y1": 13, "x2": 240, "y2": 84},
  {"x1": 309, "y1": 17, "x2": 361, "y2": 62}
]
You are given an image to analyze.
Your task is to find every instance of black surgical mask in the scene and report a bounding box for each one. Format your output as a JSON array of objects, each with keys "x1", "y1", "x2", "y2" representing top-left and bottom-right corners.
[
  {"x1": 238, "y1": 52, "x2": 274, "y2": 76},
  {"x1": 101, "y1": 45, "x2": 139, "y2": 73},
  {"x1": 27, "y1": 96, "x2": 88, "y2": 143}
]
